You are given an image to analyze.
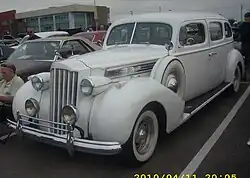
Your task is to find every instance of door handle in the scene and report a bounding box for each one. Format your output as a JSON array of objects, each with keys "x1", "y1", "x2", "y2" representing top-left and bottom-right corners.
[{"x1": 209, "y1": 52, "x2": 217, "y2": 57}]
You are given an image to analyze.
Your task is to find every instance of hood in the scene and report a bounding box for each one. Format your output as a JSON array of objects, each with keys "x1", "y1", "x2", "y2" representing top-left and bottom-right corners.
[
  {"x1": 55, "y1": 45, "x2": 169, "y2": 70},
  {"x1": 6, "y1": 59, "x2": 52, "y2": 74}
]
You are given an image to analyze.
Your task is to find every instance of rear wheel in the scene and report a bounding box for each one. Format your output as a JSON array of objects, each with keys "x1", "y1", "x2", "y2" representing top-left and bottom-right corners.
[
  {"x1": 230, "y1": 65, "x2": 241, "y2": 93},
  {"x1": 121, "y1": 107, "x2": 159, "y2": 166}
]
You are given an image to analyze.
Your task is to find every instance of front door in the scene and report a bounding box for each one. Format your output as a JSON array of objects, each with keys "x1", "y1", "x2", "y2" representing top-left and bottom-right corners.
[{"x1": 175, "y1": 20, "x2": 212, "y2": 101}]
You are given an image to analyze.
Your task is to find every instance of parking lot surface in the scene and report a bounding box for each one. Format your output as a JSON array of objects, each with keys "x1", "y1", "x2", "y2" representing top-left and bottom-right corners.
[{"x1": 0, "y1": 84, "x2": 249, "y2": 178}]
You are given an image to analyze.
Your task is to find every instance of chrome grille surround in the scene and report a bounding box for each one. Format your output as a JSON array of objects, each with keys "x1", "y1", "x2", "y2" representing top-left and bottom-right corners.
[{"x1": 50, "y1": 68, "x2": 78, "y2": 134}]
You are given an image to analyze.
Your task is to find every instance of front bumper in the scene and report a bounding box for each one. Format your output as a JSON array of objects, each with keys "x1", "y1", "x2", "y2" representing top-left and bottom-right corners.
[{"x1": 7, "y1": 112, "x2": 122, "y2": 156}]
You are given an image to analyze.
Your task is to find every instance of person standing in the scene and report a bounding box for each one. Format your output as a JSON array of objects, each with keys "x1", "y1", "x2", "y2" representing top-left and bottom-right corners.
[
  {"x1": 26, "y1": 28, "x2": 40, "y2": 41},
  {"x1": 239, "y1": 12, "x2": 250, "y2": 66}
]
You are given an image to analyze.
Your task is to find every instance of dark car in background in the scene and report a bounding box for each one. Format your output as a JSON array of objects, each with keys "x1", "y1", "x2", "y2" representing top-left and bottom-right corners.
[
  {"x1": 0, "y1": 44, "x2": 15, "y2": 63},
  {"x1": 73, "y1": 31, "x2": 106, "y2": 46},
  {"x1": 5, "y1": 36, "x2": 101, "y2": 81}
]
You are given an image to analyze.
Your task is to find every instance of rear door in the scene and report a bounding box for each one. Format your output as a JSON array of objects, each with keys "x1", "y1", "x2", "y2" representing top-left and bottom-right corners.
[
  {"x1": 176, "y1": 20, "x2": 212, "y2": 101},
  {"x1": 207, "y1": 20, "x2": 231, "y2": 87}
]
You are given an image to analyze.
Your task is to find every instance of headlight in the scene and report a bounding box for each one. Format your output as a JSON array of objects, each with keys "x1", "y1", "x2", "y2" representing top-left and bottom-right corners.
[
  {"x1": 25, "y1": 98, "x2": 40, "y2": 117},
  {"x1": 31, "y1": 76, "x2": 44, "y2": 91},
  {"x1": 80, "y1": 79, "x2": 94, "y2": 96},
  {"x1": 61, "y1": 105, "x2": 78, "y2": 125}
]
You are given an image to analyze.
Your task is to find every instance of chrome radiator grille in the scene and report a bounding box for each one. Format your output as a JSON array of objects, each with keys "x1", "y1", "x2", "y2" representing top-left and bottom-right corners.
[{"x1": 50, "y1": 68, "x2": 78, "y2": 134}]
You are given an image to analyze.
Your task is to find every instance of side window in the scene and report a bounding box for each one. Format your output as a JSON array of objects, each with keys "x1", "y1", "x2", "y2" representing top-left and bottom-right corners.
[
  {"x1": 63, "y1": 40, "x2": 89, "y2": 55},
  {"x1": 209, "y1": 22, "x2": 223, "y2": 41},
  {"x1": 179, "y1": 23, "x2": 206, "y2": 46},
  {"x1": 224, "y1": 23, "x2": 232, "y2": 38}
]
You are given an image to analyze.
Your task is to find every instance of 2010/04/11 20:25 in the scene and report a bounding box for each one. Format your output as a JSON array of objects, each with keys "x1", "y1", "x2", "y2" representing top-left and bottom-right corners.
[{"x1": 133, "y1": 174, "x2": 237, "y2": 178}]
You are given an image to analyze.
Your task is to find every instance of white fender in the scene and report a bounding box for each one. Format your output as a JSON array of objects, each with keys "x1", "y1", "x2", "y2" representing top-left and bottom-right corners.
[
  {"x1": 150, "y1": 56, "x2": 185, "y2": 83},
  {"x1": 225, "y1": 49, "x2": 245, "y2": 82},
  {"x1": 12, "y1": 72, "x2": 51, "y2": 123},
  {"x1": 88, "y1": 77, "x2": 185, "y2": 145}
]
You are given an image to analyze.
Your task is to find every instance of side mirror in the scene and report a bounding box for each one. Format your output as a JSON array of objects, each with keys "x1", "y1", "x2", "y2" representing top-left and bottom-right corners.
[{"x1": 165, "y1": 41, "x2": 174, "y2": 55}]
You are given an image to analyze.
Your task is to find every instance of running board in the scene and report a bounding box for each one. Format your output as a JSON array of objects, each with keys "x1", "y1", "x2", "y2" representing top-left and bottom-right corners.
[{"x1": 183, "y1": 82, "x2": 232, "y2": 120}]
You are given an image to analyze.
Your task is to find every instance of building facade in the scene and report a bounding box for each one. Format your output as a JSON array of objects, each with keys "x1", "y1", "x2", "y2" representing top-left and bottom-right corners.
[
  {"x1": 15, "y1": 4, "x2": 110, "y2": 33},
  {"x1": 0, "y1": 10, "x2": 17, "y2": 36}
]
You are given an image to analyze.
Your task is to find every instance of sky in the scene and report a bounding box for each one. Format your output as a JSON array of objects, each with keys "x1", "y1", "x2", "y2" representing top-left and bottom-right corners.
[{"x1": 1, "y1": 0, "x2": 250, "y2": 21}]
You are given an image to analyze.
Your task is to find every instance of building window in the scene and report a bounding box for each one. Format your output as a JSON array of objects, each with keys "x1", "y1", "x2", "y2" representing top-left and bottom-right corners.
[
  {"x1": 26, "y1": 17, "x2": 39, "y2": 32},
  {"x1": 40, "y1": 15, "x2": 54, "y2": 32},
  {"x1": 74, "y1": 12, "x2": 87, "y2": 29},
  {"x1": 55, "y1": 13, "x2": 69, "y2": 30}
]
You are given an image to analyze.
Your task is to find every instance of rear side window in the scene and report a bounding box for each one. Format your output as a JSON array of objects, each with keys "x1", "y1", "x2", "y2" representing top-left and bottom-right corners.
[
  {"x1": 179, "y1": 23, "x2": 206, "y2": 46},
  {"x1": 209, "y1": 22, "x2": 223, "y2": 41},
  {"x1": 224, "y1": 23, "x2": 232, "y2": 38}
]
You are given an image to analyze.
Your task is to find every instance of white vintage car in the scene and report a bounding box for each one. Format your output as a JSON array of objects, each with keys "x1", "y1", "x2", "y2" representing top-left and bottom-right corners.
[{"x1": 8, "y1": 12, "x2": 244, "y2": 164}]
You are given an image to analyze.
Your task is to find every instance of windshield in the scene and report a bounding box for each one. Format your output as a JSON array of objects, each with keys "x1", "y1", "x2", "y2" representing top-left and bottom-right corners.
[
  {"x1": 107, "y1": 22, "x2": 172, "y2": 46},
  {"x1": 8, "y1": 41, "x2": 60, "y2": 61}
]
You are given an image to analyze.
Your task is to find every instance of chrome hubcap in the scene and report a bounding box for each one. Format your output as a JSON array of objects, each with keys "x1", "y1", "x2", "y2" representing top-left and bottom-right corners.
[
  {"x1": 233, "y1": 68, "x2": 240, "y2": 91},
  {"x1": 135, "y1": 118, "x2": 154, "y2": 154},
  {"x1": 167, "y1": 74, "x2": 178, "y2": 93}
]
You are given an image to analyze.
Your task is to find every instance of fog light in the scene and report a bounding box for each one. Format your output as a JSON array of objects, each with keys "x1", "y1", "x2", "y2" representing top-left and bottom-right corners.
[
  {"x1": 25, "y1": 98, "x2": 40, "y2": 117},
  {"x1": 61, "y1": 105, "x2": 78, "y2": 125}
]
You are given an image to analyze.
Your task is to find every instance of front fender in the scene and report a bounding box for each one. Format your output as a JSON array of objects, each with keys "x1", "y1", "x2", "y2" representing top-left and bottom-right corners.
[
  {"x1": 225, "y1": 49, "x2": 245, "y2": 82},
  {"x1": 150, "y1": 55, "x2": 184, "y2": 82},
  {"x1": 89, "y1": 77, "x2": 185, "y2": 145},
  {"x1": 12, "y1": 81, "x2": 42, "y2": 120}
]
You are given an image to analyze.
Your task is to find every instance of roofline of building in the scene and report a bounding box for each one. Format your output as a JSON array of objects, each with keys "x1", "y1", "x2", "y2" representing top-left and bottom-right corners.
[{"x1": 15, "y1": 4, "x2": 109, "y2": 19}]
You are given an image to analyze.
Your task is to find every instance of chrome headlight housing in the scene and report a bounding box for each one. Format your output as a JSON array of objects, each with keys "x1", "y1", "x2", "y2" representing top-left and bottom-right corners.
[
  {"x1": 31, "y1": 76, "x2": 44, "y2": 91},
  {"x1": 25, "y1": 98, "x2": 40, "y2": 117},
  {"x1": 80, "y1": 79, "x2": 94, "y2": 96},
  {"x1": 61, "y1": 105, "x2": 78, "y2": 125}
]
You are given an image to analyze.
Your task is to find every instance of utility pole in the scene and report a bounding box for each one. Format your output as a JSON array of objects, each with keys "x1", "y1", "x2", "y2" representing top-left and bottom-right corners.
[
  {"x1": 159, "y1": 6, "x2": 162, "y2": 12},
  {"x1": 240, "y1": 4, "x2": 243, "y2": 21}
]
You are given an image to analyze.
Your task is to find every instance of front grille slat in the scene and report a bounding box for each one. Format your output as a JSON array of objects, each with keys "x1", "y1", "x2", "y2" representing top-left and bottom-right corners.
[{"x1": 50, "y1": 68, "x2": 78, "y2": 135}]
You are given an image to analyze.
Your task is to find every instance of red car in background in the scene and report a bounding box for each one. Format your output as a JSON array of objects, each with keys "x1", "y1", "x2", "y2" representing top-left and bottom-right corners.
[{"x1": 73, "y1": 31, "x2": 106, "y2": 46}]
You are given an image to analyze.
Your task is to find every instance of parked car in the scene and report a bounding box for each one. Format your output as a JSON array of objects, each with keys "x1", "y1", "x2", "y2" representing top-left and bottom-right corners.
[
  {"x1": 9, "y1": 12, "x2": 244, "y2": 164},
  {"x1": 73, "y1": 31, "x2": 106, "y2": 46},
  {"x1": 0, "y1": 35, "x2": 20, "y2": 46},
  {"x1": 10, "y1": 31, "x2": 69, "y2": 49},
  {"x1": 5, "y1": 36, "x2": 101, "y2": 81},
  {"x1": 0, "y1": 44, "x2": 15, "y2": 63}
]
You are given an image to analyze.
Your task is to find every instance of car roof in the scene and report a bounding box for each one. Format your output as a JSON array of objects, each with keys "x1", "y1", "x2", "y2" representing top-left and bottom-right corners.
[
  {"x1": 112, "y1": 11, "x2": 227, "y2": 26},
  {"x1": 26, "y1": 36, "x2": 82, "y2": 42},
  {"x1": 35, "y1": 31, "x2": 69, "y2": 38}
]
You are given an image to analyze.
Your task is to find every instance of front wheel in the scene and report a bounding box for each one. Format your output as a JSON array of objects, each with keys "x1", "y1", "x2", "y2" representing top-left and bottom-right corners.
[{"x1": 121, "y1": 108, "x2": 159, "y2": 166}]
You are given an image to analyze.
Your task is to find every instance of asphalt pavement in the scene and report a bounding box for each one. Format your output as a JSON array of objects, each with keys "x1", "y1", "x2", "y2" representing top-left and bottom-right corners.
[{"x1": 0, "y1": 84, "x2": 249, "y2": 178}]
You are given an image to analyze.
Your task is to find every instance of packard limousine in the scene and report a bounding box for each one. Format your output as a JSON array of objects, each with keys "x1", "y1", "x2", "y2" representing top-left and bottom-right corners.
[{"x1": 8, "y1": 11, "x2": 244, "y2": 164}]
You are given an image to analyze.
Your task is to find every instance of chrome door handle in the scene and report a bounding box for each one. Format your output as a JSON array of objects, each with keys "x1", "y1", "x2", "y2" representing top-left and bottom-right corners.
[{"x1": 209, "y1": 52, "x2": 217, "y2": 57}]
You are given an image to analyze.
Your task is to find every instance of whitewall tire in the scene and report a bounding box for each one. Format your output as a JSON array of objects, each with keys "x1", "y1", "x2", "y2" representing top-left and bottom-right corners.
[
  {"x1": 232, "y1": 65, "x2": 241, "y2": 93},
  {"x1": 122, "y1": 108, "x2": 159, "y2": 165}
]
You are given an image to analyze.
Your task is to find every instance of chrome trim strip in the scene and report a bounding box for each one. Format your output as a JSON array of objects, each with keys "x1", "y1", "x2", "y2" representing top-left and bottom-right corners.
[{"x1": 129, "y1": 22, "x2": 137, "y2": 44}]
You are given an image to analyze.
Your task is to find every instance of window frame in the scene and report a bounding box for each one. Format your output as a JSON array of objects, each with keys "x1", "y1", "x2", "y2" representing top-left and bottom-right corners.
[
  {"x1": 178, "y1": 21, "x2": 207, "y2": 47},
  {"x1": 224, "y1": 22, "x2": 233, "y2": 38},
  {"x1": 208, "y1": 21, "x2": 224, "y2": 42}
]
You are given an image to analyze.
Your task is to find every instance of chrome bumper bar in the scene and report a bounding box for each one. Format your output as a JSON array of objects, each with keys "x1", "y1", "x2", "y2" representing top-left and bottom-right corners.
[{"x1": 7, "y1": 112, "x2": 122, "y2": 156}]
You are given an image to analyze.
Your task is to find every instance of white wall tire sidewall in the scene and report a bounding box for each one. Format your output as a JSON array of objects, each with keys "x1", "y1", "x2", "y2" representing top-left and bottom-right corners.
[
  {"x1": 162, "y1": 60, "x2": 186, "y2": 99},
  {"x1": 132, "y1": 110, "x2": 159, "y2": 162},
  {"x1": 233, "y1": 66, "x2": 241, "y2": 92}
]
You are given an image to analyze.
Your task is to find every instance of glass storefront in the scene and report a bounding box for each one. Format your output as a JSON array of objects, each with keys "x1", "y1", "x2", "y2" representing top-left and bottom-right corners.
[
  {"x1": 26, "y1": 17, "x2": 39, "y2": 32},
  {"x1": 73, "y1": 12, "x2": 87, "y2": 29},
  {"x1": 40, "y1": 15, "x2": 54, "y2": 32},
  {"x1": 55, "y1": 13, "x2": 69, "y2": 30}
]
